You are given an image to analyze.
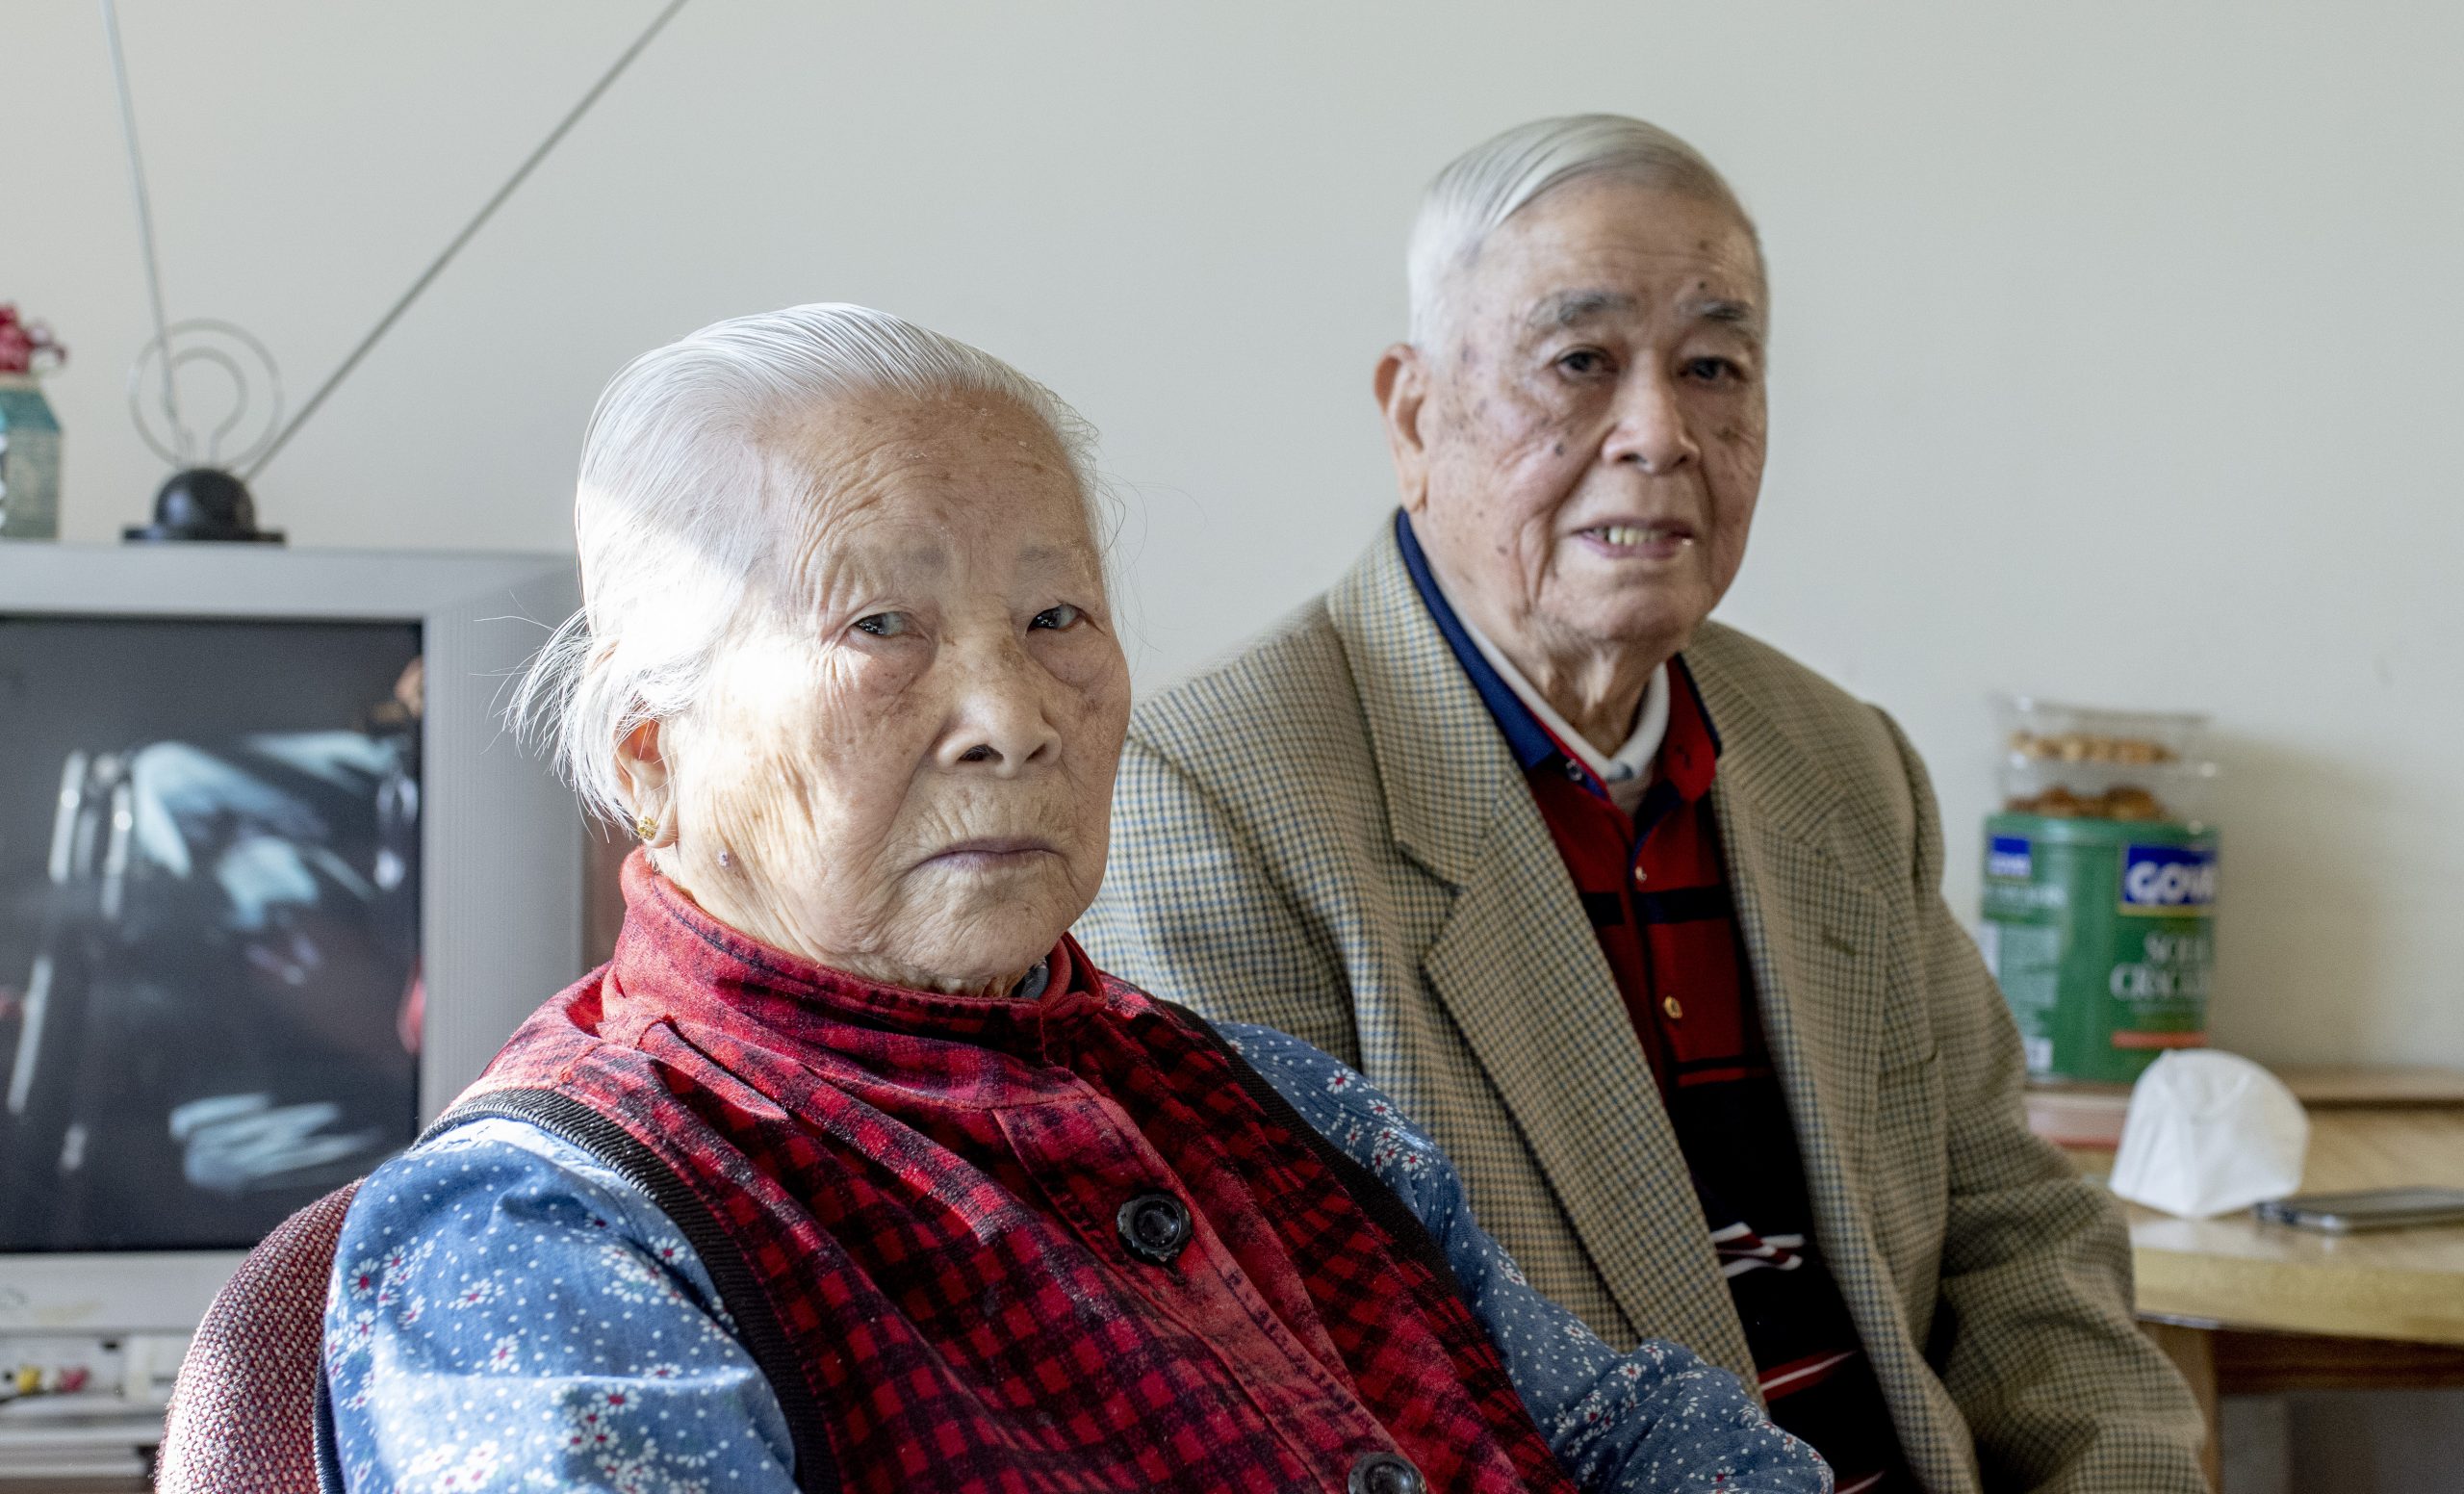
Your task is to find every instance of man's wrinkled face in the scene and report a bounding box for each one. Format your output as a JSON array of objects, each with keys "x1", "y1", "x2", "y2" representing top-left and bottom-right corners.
[
  {"x1": 1396, "y1": 179, "x2": 1768, "y2": 665},
  {"x1": 658, "y1": 391, "x2": 1130, "y2": 993}
]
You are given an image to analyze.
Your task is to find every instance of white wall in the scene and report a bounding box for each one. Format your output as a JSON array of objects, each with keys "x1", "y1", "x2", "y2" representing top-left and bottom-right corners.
[{"x1": 9, "y1": 0, "x2": 2460, "y2": 1069}]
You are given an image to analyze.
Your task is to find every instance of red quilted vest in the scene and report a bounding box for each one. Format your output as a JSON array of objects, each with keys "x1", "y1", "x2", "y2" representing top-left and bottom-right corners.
[{"x1": 436, "y1": 857, "x2": 1575, "y2": 1494}]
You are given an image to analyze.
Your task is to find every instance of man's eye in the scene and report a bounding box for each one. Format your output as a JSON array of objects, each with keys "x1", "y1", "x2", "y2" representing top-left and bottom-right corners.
[
  {"x1": 1555, "y1": 348, "x2": 1611, "y2": 377},
  {"x1": 853, "y1": 612, "x2": 913, "y2": 638},
  {"x1": 1030, "y1": 604, "x2": 1084, "y2": 631},
  {"x1": 1684, "y1": 356, "x2": 1740, "y2": 383}
]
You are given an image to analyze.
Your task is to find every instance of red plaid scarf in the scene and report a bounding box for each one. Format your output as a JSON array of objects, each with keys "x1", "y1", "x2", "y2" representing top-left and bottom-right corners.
[{"x1": 449, "y1": 855, "x2": 1574, "y2": 1494}]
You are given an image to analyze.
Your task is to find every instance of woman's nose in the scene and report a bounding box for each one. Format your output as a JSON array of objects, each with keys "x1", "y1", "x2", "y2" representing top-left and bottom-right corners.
[{"x1": 939, "y1": 640, "x2": 1062, "y2": 774}]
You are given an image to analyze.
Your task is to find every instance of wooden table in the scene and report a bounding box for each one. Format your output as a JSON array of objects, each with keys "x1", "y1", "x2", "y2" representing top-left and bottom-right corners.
[{"x1": 2080, "y1": 1082, "x2": 2464, "y2": 1487}]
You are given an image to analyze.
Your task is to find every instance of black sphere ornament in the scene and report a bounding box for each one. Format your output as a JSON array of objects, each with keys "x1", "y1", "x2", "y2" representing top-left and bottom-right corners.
[{"x1": 123, "y1": 467, "x2": 285, "y2": 544}]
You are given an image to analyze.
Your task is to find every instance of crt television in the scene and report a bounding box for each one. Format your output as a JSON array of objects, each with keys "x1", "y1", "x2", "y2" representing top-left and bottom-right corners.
[{"x1": 0, "y1": 542, "x2": 585, "y2": 1338}]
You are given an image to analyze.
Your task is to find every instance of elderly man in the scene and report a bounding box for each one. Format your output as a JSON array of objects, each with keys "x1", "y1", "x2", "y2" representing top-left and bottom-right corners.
[{"x1": 1078, "y1": 116, "x2": 2206, "y2": 1492}]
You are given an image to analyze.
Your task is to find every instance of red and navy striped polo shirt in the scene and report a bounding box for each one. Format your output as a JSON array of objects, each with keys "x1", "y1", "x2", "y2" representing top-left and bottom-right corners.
[{"x1": 1398, "y1": 512, "x2": 1909, "y2": 1493}]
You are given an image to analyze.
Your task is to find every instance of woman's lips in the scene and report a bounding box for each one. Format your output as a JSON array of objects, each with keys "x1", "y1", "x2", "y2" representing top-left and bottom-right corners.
[
  {"x1": 1574, "y1": 522, "x2": 1697, "y2": 560},
  {"x1": 926, "y1": 838, "x2": 1062, "y2": 871}
]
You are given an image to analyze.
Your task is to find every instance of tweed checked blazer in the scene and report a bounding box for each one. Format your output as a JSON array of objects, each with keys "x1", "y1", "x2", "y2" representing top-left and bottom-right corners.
[{"x1": 1076, "y1": 526, "x2": 2206, "y2": 1494}]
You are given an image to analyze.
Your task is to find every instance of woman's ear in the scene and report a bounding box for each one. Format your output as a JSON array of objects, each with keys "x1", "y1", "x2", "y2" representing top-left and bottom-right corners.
[
  {"x1": 1373, "y1": 343, "x2": 1433, "y2": 514},
  {"x1": 613, "y1": 719, "x2": 680, "y2": 848}
]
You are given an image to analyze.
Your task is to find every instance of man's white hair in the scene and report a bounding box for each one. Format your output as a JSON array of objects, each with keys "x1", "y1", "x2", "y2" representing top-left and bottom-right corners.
[
  {"x1": 1405, "y1": 114, "x2": 1760, "y2": 346},
  {"x1": 512, "y1": 301, "x2": 1105, "y2": 826}
]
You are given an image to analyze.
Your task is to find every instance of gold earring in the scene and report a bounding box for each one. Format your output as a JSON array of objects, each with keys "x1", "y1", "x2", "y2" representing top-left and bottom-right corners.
[{"x1": 633, "y1": 812, "x2": 658, "y2": 843}]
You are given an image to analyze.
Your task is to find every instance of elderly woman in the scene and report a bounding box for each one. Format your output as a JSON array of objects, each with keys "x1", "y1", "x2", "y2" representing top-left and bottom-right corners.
[{"x1": 319, "y1": 305, "x2": 1828, "y2": 1494}]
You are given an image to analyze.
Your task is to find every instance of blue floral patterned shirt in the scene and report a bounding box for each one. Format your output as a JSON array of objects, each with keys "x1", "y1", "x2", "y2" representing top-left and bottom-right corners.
[{"x1": 323, "y1": 1022, "x2": 1828, "y2": 1493}]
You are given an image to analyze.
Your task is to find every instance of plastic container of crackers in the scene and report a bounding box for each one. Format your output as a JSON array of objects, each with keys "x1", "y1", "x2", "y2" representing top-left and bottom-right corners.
[{"x1": 1995, "y1": 698, "x2": 2216, "y2": 826}]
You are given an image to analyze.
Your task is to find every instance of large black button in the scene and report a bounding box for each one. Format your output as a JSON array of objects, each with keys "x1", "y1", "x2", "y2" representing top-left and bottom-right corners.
[
  {"x1": 1116, "y1": 1192, "x2": 1193, "y2": 1266},
  {"x1": 1348, "y1": 1451, "x2": 1423, "y2": 1494}
]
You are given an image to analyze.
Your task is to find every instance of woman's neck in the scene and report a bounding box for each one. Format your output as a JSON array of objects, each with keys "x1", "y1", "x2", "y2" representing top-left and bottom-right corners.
[{"x1": 651, "y1": 851, "x2": 1043, "y2": 998}]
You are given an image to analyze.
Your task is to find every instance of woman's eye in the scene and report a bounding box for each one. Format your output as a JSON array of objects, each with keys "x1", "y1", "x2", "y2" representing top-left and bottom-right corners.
[
  {"x1": 1030, "y1": 604, "x2": 1085, "y2": 631},
  {"x1": 1555, "y1": 348, "x2": 1610, "y2": 377},
  {"x1": 852, "y1": 612, "x2": 913, "y2": 638},
  {"x1": 1683, "y1": 355, "x2": 1740, "y2": 383}
]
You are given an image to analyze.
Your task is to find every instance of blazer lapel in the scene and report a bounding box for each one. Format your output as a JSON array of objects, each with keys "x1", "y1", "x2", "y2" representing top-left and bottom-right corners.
[
  {"x1": 1686, "y1": 631, "x2": 1950, "y2": 1433},
  {"x1": 1692, "y1": 659, "x2": 1889, "y2": 1153},
  {"x1": 1327, "y1": 531, "x2": 1757, "y2": 1380},
  {"x1": 1421, "y1": 792, "x2": 1760, "y2": 1379}
]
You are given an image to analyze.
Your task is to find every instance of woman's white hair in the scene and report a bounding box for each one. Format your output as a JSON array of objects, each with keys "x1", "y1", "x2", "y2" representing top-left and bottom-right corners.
[
  {"x1": 512, "y1": 301, "x2": 1105, "y2": 826},
  {"x1": 1404, "y1": 114, "x2": 1760, "y2": 346}
]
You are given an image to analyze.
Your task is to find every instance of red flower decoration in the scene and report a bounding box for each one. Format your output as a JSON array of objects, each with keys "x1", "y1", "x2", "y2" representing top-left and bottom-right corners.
[{"x1": 0, "y1": 305, "x2": 66, "y2": 375}]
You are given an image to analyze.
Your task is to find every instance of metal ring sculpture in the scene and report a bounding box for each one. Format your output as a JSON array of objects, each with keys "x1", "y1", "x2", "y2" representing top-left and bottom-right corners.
[{"x1": 124, "y1": 318, "x2": 286, "y2": 472}]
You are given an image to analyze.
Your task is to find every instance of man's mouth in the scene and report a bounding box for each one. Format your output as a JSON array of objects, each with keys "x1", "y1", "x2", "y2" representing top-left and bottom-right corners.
[{"x1": 1577, "y1": 523, "x2": 1697, "y2": 555}]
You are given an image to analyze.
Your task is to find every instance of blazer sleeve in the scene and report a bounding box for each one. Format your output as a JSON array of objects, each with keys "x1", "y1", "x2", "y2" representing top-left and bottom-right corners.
[
  {"x1": 1076, "y1": 729, "x2": 1365, "y2": 1065},
  {"x1": 1875, "y1": 708, "x2": 2209, "y2": 1493}
]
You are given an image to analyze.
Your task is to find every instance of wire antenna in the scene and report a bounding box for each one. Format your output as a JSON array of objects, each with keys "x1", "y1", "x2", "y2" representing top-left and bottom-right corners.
[
  {"x1": 100, "y1": 0, "x2": 181, "y2": 447},
  {"x1": 244, "y1": 0, "x2": 690, "y2": 480}
]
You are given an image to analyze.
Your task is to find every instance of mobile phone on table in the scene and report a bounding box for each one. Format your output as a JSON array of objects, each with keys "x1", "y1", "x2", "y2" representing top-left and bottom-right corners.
[{"x1": 2253, "y1": 1187, "x2": 2464, "y2": 1233}]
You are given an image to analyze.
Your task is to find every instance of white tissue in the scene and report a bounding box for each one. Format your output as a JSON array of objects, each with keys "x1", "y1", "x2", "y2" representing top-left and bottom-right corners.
[{"x1": 2108, "y1": 1050, "x2": 2310, "y2": 1220}]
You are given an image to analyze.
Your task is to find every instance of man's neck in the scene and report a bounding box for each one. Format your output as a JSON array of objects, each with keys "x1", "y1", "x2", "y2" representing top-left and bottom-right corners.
[
  {"x1": 1425, "y1": 557, "x2": 1674, "y2": 756},
  {"x1": 1500, "y1": 642, "x2": 1663, "y2": 757}
]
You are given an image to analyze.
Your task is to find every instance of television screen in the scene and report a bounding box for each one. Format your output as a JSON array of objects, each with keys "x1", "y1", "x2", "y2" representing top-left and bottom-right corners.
[{"x1": 0, "y1": 616, "x2": 424, "y2": 1251}]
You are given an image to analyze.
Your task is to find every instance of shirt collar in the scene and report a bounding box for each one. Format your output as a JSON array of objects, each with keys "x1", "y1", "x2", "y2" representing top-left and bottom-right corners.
[
  {"x1": 1457, "y1": 614, "x2": 1670, "y2": 810},
  {"x1": 1394, "y1": 509, "x2": 1560, "y2": 772},
  {"x1": 1395, "y1": 509, "x2": 1719, "y2": 810}
]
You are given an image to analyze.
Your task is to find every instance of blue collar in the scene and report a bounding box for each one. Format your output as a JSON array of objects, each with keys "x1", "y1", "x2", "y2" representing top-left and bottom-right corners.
[{"x1": 1394, "y1": 510, "x2": 1567, "y2": 775}]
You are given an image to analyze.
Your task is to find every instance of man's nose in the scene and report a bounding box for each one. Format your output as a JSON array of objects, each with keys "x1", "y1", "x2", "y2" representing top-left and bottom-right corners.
[
  {"x1": 1601, "y1": 369, "x2": 1699, "y2": 475},
  {"x1": 939, "y1": 636, "x2": 1063, "y2": 774}
]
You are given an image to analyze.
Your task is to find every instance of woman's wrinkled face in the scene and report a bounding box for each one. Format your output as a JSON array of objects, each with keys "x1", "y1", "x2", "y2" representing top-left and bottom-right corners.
[{"x1": 651, "y1": 390, "x2": 1129, "y2": 996}]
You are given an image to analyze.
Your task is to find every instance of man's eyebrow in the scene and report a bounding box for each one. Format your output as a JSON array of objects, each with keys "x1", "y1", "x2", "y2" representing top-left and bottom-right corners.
[
  {"x1": 1522, "y1": 288, "x2": 1766, "y2": 341},
  {"x1": 1685, "y1": 296, "x2": 1766, "y2": 338},
  {"x1": 1524, "y1": 289, "x2": 1639, "y2": 330}
]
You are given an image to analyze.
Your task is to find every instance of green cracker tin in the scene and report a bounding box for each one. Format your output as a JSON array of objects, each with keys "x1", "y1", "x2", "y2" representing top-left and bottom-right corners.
[{"x1": 1979, "y1": 812, "x2": 2216, "y2": 1084}]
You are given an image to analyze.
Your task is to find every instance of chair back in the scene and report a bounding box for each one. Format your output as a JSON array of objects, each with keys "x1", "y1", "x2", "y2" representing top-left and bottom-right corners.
[{"x1": 156, "y1": 1182, "x2": 361, "y2": 1494}]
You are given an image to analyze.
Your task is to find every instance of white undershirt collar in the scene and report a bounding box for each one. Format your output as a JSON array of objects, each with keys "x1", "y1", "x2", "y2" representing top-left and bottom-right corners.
[{"x1": 1428, "y1": 567, "x2": 1670, "y2": 816}]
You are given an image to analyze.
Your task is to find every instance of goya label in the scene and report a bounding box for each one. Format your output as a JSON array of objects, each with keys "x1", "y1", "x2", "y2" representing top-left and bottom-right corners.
[
  {"x1": 2120, "y1": 842, "x2": 2217, "y2": 914},
  {"x1": 1979, "y1": 814, "x2": 2216, "y2": 1084}
]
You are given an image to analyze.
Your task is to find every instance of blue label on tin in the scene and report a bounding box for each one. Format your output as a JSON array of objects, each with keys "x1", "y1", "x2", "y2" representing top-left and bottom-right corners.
[
  {"x1": 2120, "y1": 843, "x2": 2217, "y2": 913},
  {"x1": 1987, "y1": 835, "x2": 2033, "y2": 880}
]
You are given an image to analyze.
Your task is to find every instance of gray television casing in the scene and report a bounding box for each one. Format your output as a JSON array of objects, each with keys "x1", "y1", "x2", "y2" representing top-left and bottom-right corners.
[{"x1": 0, "y1": 540, "x2": 586, "y2": 1334}]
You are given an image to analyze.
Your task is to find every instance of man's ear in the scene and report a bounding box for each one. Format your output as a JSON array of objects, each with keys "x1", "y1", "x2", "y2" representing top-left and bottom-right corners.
[
  {"x1": 1374, "y1": 344, "x2": 1435, "y2": 514},
  {"x1": 613, "y1": 718, "x2": 680, "y2": 848}
]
